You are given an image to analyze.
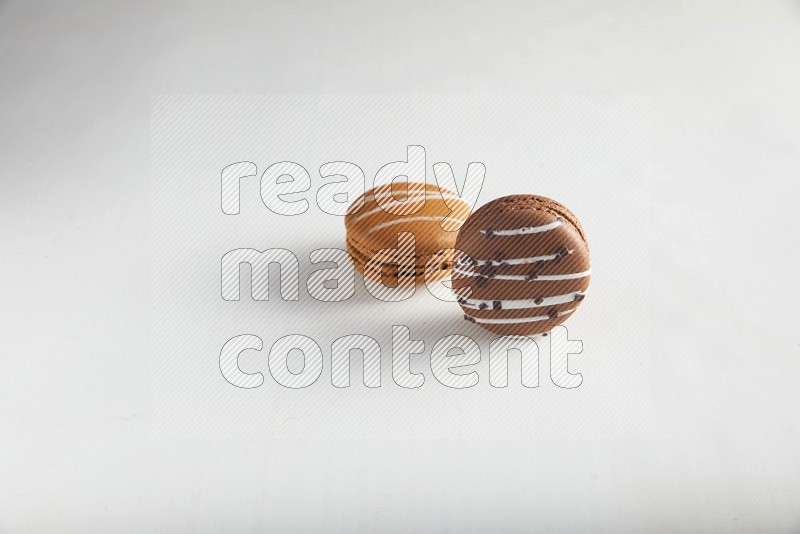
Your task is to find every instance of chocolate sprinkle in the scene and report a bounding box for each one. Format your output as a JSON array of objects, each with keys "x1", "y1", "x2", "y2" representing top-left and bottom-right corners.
[
  {"x1": 574, "y1": 293, "x2": 585, "y2": 302},
  {"x1": 463, "y1": 314, "x2": 476, "y2": 323},
  {"x1": 478, "y1": 302, "x2": 488, "y2": 310},
  {"x1": 492, "y1": 300, "x2": 502, "y2": 310},
  {"x1": 457, "y1": 297, "x2": 467, "y2": 305},
  {"x1": 547, "y1": 309, "x2": 558, "y2": 319},
  {"x1": 485, "y1": 229, "x2": 494, "y2": 238},
  {"x1": 475, "y1": 276, "x2": 488, "y2": 287},
  {"x1": 525, "y1": 272, "x2": 538, "y2": 281},
  {"x1": 534, "y1": 297, "x2": 544, "y2": 305}
]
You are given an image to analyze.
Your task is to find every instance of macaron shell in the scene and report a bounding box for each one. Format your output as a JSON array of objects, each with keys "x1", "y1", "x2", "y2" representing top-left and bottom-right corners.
[
  {"x1": 345, "y1": 182, "x2": 470, "y2": 257},
  {"x1": 345, "y1": 182, "x2": 469, "y2": 286},
  {"x1": 347, "y1": 240, "x2": 452, "y2": 287},
  {"x1": 346, "y1": 237, "x2": 453, "y2": 276},
  {"x1": 347, "y1": 240, "x2": 454, "y2": 274},
  {"x1": 452, "y1": 218, "x2": 590, "y2": 301},
  {"x1": 454, "y1": 195, "x2": 590, "y2": 335}
]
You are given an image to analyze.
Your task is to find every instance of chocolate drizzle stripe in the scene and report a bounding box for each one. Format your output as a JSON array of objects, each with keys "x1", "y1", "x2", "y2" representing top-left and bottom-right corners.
[
  {"x1": 461, "y1": 292, "x2": 585, "y2": 310},
  {"x1": 457, "y1": 249, "x2": 574, "y2": 267},
  {"x1": 351, "y1": 196, "x2": 470, "y2": 222},
  {"x1": 367, "y1": 216, "x2": 465, "y2": 233},
  {"x1": 479, "y1": 218, "x2": 562, "y2": 236},
  {"x1": 452, "y1": 267, "x2": 592, "y2": 281},
  {"x1": 349, "y1": 189, "x2": 468, "y2": 210},
  {"x1": 464, "y1": 308, "x2": 576, "y2": 325},
  {"x1": 369, "y1": 192, "x2": 466, "y2": 203}
]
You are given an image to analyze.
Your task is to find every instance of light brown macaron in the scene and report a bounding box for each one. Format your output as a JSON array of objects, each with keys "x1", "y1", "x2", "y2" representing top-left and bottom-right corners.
[
  {"x1": 345, "y1": 182, "x2": 471, "y2": 286},
  {"x1": 452, "y1": 195, "x2": 590, "y2": 336}
]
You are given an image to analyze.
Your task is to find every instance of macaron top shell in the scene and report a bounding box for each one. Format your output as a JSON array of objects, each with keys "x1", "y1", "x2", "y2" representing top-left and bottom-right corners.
[
  {"x1": 345, "y1": 182, "x2": 470, "y2": 257},
  {"x1": 453, "y1": 195, "x2": 590, "y2": 335}
]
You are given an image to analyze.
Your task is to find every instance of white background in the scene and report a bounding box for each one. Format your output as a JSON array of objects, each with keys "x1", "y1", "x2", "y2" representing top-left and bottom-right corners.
[{"x1": 1, "y1": 1, "x2": 799, "y2": 532}]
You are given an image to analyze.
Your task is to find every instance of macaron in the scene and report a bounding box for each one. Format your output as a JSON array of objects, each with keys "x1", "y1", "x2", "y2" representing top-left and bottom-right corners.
[
  {"x1": 345, "y1": 182, "x2": 470, "y2": 286},
  {"x1": 452, "y1": 195, "x2": 590, "y2": 335}
]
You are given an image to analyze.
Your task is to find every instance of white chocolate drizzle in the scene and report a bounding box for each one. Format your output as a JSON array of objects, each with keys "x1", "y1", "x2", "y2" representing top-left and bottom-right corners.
[
  {"x1": 457, "y1": 249, "x2": 573, "y2": 267},
  {"x1": 480, "y1": 218, "x2": 563, "y2": 236},
  {"x1": 467, "y1": 308, "x2": 576, "y2": 325},
  {"x1": 355, "y1": 187, "x2": 466, "y2": 206},
  {"x1": 367, "y1": 216, "x2": 465, "y2": 233},
  {"x1": 452, "y1": 267, "x2": 592, "y2": 281},
  {"x1": 352, "y1": 197, "x2": 469, "y2": 223},
  {"x1": 461, "y1": 291, "x2": 585, "y2": 310}
]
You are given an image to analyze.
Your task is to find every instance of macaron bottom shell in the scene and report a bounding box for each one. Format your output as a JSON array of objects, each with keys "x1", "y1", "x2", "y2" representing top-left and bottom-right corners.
[{"x1": 346, "y1": 236, "x2": 453, "y2": 287}]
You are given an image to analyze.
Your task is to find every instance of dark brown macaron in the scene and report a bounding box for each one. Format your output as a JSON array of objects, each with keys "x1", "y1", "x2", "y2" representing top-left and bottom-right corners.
[
  {"x1": 345, "y1": 182, "x2": 470, "y2": 286},
  {"x1": 452, "y1": 195, "x2": 590, "y2": 335}
]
